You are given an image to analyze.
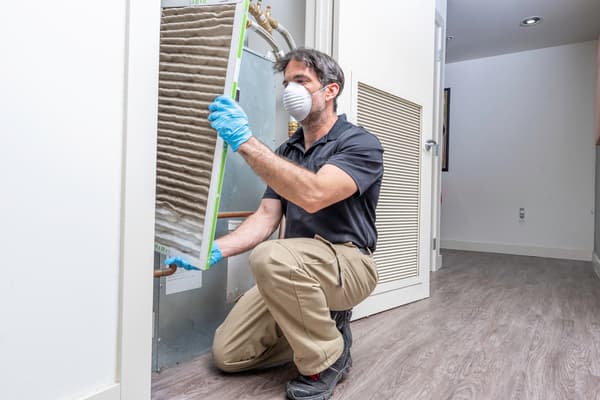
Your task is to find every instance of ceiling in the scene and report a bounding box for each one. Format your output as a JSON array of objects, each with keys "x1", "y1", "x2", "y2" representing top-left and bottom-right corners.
[{"x1": 446, "y1": 0, "x2": 600, "y2": 63}]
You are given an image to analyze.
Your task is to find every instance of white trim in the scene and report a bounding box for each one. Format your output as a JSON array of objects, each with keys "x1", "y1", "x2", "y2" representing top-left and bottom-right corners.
[
  {"x1": 304, "y1": 0, "x2": 334, "y2": 55},
  {"x1": 118, "y1": 0, "x2": 161, "y2": 398},
  {"x1": 593, "y1": 252, "x2": 600, "y2": 279},
  {"x1": 80, "y1": 384, "x2": 120, "y2": 400},
  {"x1": 441, "y1": 239, "x2": 592, "y2": 261},
  {"x1": 430, "y1": 11, "x2": 446, "y2": 272},
  {"x1": 353, "y1": 281, "x2": 429, "y2": 320}
]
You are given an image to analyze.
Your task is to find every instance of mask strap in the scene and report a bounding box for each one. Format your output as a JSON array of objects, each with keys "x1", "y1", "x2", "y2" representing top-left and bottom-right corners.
[{"x1": 312, "y1": 85, "x2": 329, "y2": 96}]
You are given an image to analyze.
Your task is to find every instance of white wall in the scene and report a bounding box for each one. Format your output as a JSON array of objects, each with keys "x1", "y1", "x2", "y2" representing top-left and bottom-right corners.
[
  {"x1": 334, "y1": 1, "x2": 435, "y2": 122},
  {"x1": 442, "y1": 41, "x2": 597, "y2": 260},
  {"x1": 0, "y1": 2, "x2": 126, "y2": 399}
]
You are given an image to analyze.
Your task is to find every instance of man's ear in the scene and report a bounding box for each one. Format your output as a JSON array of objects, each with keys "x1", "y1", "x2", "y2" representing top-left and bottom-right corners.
[{"x1": 325, "y1": 82, "x2": 340, "y2": 103}]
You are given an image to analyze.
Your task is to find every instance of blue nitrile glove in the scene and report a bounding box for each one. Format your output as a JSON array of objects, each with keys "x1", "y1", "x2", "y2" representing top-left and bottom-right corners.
[
  {"x1": 209, "y1": 242, "x2": 223, "y2": 267},
  {"x1": 164, "y1": 256, "x2": 200, "y2": 271},
  {"x1": 207, "y1": 96, "x2": 253, "y2": 151}
]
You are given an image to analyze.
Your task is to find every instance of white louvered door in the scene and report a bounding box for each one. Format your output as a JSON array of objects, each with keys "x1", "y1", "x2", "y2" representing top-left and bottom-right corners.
[{"x1": 352, "y1": 80, "x2": 432, "y2": 319}]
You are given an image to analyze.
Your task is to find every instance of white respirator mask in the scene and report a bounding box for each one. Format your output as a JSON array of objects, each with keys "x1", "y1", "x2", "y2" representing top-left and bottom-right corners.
[{"x1": 282, "y1": 82, "x2": 326, "y2": 122}]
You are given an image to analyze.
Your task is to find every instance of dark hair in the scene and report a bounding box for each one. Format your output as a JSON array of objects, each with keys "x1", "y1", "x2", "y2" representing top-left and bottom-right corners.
[{"x1": 274, "y1": 47, "x2": 345, "y2": 111}]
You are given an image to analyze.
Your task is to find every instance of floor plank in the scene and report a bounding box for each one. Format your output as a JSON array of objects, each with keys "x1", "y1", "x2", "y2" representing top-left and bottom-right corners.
[{"x1": 152, "y1": 250, "x2": 600, "y2": 400}]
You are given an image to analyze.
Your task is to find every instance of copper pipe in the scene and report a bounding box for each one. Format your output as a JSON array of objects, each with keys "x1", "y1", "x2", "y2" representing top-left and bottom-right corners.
[
  {"x1": 265, "y1": 5, "x2": 279, "y2": 29},
  {"x1": 264, "y1": 5, "x2": 296, "y2": 50},
  {"x1": 288, "y1": 119, "x2": 299, "y2": 137},
  {"x1": 249, "y1": 0, "x2": 273, "y2": 33},
  {"x1": 218, "y1": 211, "x2": 254, "y2": 219},
  {"x1": 153, "y1": 263, "x2": 177, "y2": 278}
]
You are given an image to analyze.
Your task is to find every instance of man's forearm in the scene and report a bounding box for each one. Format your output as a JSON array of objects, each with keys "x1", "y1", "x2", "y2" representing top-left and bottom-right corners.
[
  {"x1": 238, "y1": 137, "x2": 322, "y2": 212},
  {"x1": 215, "y1": 211, "x2": 279, "y2": 258}
]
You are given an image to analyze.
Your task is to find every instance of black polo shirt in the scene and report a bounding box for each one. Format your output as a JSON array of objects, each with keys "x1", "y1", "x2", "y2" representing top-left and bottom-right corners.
[{"x1": 263, "y1": 114, "x2": 384, "y2": 252}]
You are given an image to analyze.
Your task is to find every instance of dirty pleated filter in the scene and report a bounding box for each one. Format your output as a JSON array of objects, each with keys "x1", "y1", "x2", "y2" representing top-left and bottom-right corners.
[{"x1": 155, "y1": 4, "x2": 235, "y2": 262}]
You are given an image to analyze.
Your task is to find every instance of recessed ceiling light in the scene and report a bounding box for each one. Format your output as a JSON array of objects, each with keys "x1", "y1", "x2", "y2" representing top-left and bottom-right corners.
[{"x1": 520, "y1": 16, "x2": 543, "y2": 27}]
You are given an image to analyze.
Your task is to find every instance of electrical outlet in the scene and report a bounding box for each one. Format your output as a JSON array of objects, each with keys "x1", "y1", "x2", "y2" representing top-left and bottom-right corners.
[{"x1": 519, "y1": 208, "x2": 525, "y2": 221}]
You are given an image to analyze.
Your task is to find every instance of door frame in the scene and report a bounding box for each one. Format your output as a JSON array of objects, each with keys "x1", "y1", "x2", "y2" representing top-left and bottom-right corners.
[
  {"x1": 117, "y1": 0, "x2": 161, "y2": 398},
  {"x1": 304, "y1": 0, "x2": 334, "y2": 54},
  {"x1": 430, "y1": 11, "x2": 446, "y2": 272}
]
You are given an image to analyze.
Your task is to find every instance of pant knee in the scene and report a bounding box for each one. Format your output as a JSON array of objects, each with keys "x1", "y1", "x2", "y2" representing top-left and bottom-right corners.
[
  {"x1": 249, "y1": 240, "x2": 294, "y2": 284},
  {"x1": 212, "y1": 327, "x2": 236, "y2": 372}
]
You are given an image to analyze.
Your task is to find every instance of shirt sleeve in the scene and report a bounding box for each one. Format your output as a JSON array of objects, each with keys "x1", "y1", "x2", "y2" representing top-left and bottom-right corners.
[
  {"x1": 263, "y1": 185, "x2": 281, "y2": 200},
  {"x1": 325, "y1": 129, "x2": 384, "y2": 195}
]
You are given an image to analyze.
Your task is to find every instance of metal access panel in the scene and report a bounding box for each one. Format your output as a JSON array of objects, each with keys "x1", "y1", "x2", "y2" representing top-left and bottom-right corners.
[
  {"x1": 152, "y1": 48, "x2": 276, "y2": 372},
  {"x1": 155, "y1": 0, "x2": 249, "y2": 272}
]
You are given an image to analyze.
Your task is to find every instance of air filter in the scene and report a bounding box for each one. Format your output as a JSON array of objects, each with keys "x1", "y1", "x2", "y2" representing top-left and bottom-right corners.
[{"x1": 155, "y1": 0, "x2": 249, "y2": 270}]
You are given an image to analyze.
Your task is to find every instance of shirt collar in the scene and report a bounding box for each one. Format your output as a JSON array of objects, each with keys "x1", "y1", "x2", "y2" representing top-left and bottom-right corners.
[{"x1": 287, "y1": 114, "x2": 350, "y2": 149}]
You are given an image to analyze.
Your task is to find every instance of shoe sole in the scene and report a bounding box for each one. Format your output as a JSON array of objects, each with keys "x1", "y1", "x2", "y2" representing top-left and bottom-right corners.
[{"x1": 286, "y1": 360, "x2": 352, "y2": 400}]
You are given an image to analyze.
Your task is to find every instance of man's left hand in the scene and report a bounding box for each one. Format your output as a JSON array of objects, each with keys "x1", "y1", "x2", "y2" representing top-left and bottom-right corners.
[
  {"x1": 208, "y1": 96, "x2": 253, "y2": 152},
  {"x1": 164, "y1": 256, "x2": 200, "y2": 271}
]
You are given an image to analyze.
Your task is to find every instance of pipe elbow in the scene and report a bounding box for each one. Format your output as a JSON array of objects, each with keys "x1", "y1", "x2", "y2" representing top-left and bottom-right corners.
[{"x1": 265, "y1": 6, "x2": 279, "y2": 29}]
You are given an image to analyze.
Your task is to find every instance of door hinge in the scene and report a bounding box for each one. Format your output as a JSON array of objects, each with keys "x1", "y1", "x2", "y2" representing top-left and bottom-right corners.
[{"x1": 433, "y1": 238, "x2": 437, "y2": 250}]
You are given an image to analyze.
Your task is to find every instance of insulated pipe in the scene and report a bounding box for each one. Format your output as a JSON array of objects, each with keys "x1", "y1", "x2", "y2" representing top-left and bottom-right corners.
[
  {"x1": 246, "y1": 19, "x2": 284, "y2": 61},
  {"x1": 265, "y1": 6, "x2": 297, "y2": 51},
  {"x1": 274, "y1": 23, "x2": 297, "y2": 52}
]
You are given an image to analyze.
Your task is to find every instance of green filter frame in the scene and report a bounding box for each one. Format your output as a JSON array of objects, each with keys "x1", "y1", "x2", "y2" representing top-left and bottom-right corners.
[{"x1": 155, "y1": 0, "x2": 250, "y2": 271}]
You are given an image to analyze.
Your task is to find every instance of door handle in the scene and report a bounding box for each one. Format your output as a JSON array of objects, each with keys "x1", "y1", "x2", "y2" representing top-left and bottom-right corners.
[{"x1": 424, "y1": 139, "x2": 438, "y2": 152}]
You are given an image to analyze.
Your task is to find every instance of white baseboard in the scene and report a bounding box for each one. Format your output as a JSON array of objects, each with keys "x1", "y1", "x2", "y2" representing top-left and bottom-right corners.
[
  {"x1": 80, "y1": 384, "x2": 120, "y2": 400},
  {"x1": 353, "y1": 281, "x2": 429, "y2": 320},
  {"x1": 441, "y1": 239, "x2": 592, "y2": 262},
  {"x1": 431, "y1": 254, "x2": 443, "y2": 272},
  {"x1": 593, "y1": 252, "x2": 600, "y2": 279}
]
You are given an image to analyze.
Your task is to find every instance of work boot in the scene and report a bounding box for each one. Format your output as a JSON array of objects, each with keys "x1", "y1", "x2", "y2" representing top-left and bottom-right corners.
[
  {"x1": 286, "y1": 310, "x2": 353, "y2": 400},
  {"x1": 331, "y1": 310, "x2": 352, "y2": 348},
  {"x1": 331, "y1": 310, "x2": 352, "y2": 374}
]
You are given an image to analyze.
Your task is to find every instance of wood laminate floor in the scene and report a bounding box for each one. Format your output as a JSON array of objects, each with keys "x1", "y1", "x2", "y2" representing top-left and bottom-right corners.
[{"x1": 152, "y1": 250, "x2": 600, "y2": 400}]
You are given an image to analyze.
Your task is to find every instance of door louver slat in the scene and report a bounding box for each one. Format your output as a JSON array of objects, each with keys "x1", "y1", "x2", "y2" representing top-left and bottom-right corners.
[{"x1": 357, "y1": 82, "x2": 422, "y2": 284}]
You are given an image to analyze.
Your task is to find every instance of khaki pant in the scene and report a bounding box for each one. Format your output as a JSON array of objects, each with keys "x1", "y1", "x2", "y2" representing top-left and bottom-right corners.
[{"x1": 213, "y1": 235, "x2": 378, "y2": 376}]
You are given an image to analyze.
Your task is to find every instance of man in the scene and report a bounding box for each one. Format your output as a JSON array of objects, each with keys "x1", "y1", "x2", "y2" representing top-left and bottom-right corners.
[{"x1": 207, "y1": 48, "x2": 383, "y2": 400}]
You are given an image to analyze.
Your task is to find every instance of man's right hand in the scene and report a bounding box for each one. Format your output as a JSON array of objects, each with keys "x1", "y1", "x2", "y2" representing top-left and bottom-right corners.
[{"x1": 208, "y1": 96, "x2": 253, "y2": 152}]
